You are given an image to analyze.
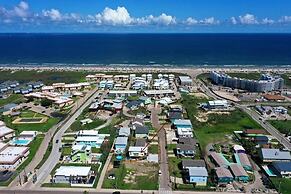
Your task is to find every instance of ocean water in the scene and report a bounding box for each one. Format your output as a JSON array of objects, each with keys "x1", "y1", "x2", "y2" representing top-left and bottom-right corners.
[{"x1": 0, "y1": 33, "x2": 291, "y2": 66}]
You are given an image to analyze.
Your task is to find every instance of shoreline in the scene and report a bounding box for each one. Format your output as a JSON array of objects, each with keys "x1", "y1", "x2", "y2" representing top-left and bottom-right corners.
[{"x1": 0, "y1": 65, "x2": 291, "y2": 77}]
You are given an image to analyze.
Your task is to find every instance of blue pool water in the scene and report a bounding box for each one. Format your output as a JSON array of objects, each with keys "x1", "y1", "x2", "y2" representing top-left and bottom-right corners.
[{"x1": 12, "y1": 139, "x2": 31, "y2": 146}]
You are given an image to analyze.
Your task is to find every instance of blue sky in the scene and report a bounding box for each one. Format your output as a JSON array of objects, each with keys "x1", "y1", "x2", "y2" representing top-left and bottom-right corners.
[{"x1": 1, "y1": 0, "x2": 291, "y2": 32}]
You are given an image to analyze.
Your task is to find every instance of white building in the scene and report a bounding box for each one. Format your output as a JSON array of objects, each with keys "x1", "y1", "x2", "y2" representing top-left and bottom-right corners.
[
  {"x1": 53, "y1": 166, "x2": 94, "y2": 184},
  {"x1": 0, "y1": 126, "x2": 15, "y2": 141},
  {"x1": 206, "y1": 100, "x2": 228, "y2": 110},
  {"x1": 179, "y1": 76, "x2": 193, "y2": 86},
  {"x1": 128, "y1": 146, "x2": 148, "y2": 158},
  {"x1": 0, "y1": 146, "x2": 29, "y2": 170}
]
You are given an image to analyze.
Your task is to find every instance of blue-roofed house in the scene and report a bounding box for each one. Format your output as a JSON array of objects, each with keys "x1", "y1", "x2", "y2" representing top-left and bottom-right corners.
[
  {"x1": 259, "y1": 148, "x2": 291, "y2": 163},
  {"x1": 115, "y1": 137, "x2": 128, "y2": 154},
  {"x1": 173, "y1": 119, "x2": 192, "y2": 129},
  {"x1": 269, "y1": 161, "x2": 291, "y2": 178},
  {"x1": 185, "y1": 167, "x2": 208, "y2": 186}
]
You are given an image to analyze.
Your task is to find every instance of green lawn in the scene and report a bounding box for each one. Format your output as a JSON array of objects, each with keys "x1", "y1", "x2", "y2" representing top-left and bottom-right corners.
[
  {"x1": 269, "y1": 120, "x2": 291, "y2": 135},
  {"x1": 0, "y1": 135, "x2": 44, "y2": 186},
  {"x1": 149, "y1": 144, "x2": 159, "y2": 154},
  {"x1": 2, "y1": 112, "x2": 60, "y2": 135},
  {"x1": 61, "y1": 147, "x2": 72, "y2": 156},
  {"x1": 36, "y1": 142, "x2": 52, "y2": 169},
  {"x1": 168, "y1": 157, "x2": 183, "y2": 178},
  {"x1": 271, "y1": 178, "x2": 291, "y2": 194},
  {"x1": 0, "y1": 94, "x2": 25, "y2": 107},
  {"x1": 167, "y1": 144, "x2": 176, "y2": 152},
  {"x1": 281, "y1": 74, "x2": 291, "y2": 88},
  {"x1": 103, "y1": 164, "x2": 159, "y2": 190}
]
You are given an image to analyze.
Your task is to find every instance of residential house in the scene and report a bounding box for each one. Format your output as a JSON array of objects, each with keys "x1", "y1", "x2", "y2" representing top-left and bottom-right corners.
[
  {"x1": 259, "y1": 148, "x2": 291, "y2": 163},
  {"x1": 173, "y1": 119, "x2": 193, "y2": 138},
  {"x1": 253, "y1": 136, "x2": 269, "y2": 145},
  {"x1": 209, "y1": 152, "x2": 230, "y2": 168},
  {"x1": 215, "y1": 167, "x2": 234, "y2": 184},
  {"x1": 234, "y1": 153, "x2": 252, "y2": 171},
  {"x1": 229, "y1": 163, "x2": 249, "y2": 182},
  {"x1": 135, "y1": 125, "x2": 149, "y2": 139},
  {"x1": 118, "y1": 127, "x2": 130, "y2": 137},
  {"x1": 176, "y1": 138, "x2": 197, "y2": 157},
  {"x1": 185, "y1": 167, "x2": 208, "y2": 186},
  {"x1": 0, "y1": 126, "x2": 15, "y2": 141},
  {"x1": 53, "y1": 166, "x2": 95, "y2": 185},
  {"x1": 182, "y1": 159, "x2": 206, "y2": 170},
  {"x1": 115, "y1": 137, "x2": 128, "y2": 154},
  {"x1": 128, "y1": 146, "x2": 148, "y2": 159},
  {"x1": 0, "y1": 146, "x2": 29, "y2": 170},
  {"x1": 269, "y1": 161, "x2": 291, "y2": 178}
]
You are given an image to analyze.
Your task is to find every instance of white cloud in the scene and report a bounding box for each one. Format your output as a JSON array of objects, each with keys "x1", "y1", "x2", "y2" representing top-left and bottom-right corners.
[
  {"x1": 136, "y1": 13, "x2": 176, "y2": 25},
  {"x1": 279, "y1": 16, "x2": 291, "y2": 23},
  {"x1": 261, "y1": 18, "x2": 274, "y2": 24},
  {"x1": 185, "y1": 17, "x2": 198, "y2": 25},
  {"x1": 95, "y1": 6, "x2": 132, "y2": 25},
  {"x1": 200, "y1": 17, "x2": 219, "y2": 25},
  {"x1": 14, "y1": 1, "x2": 29, "y2": 18},
  {"x1": 230, "y1": 17, "x2": 237, "y2": 24},
  {"x1": 42, "y1": 9, "x2": 62, "y2": 21},
  {"x1": 238, "y1": 13, "x2": 258, "y2": 24}
]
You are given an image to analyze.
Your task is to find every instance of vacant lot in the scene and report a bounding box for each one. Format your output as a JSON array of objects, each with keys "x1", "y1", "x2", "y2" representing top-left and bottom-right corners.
[
  {"x1": 103, "y1": 162, "x2": 159, "y2": 190},
  {"x1": 269, "y1": 120, "x2": 291, "y2": 135},
  {"x1": 271, "y1": 178, "x2": 291, "y2": 194},
  {"x1": 181, "y1": 94, "x2": 262, "y2": 151}
]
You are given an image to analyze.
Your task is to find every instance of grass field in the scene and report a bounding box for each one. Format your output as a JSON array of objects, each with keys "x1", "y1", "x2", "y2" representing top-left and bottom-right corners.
[
  {"x1": 269, "y1": 120, "x2": 291, "y2": 135},
  {"x1": 228, "y1": 73, "x2": 262, "y2": 80},
  {"x1": 0, "y1": 135, "x2": 44, "y2": 186},
  {"x1": 271, "y1": 178, "x2": 291, "y2": 194},
  {"x1": 168, "y1": 157, "x2": 183, "y2": 178},
  {"x1": 281, "y1": 74, "x2": 291, "y2": 88},
  {"x1": 0, "y1": 94, "x2": 25, "y2": 107},
  {"x1": 181, "y1": 94, "x2": 262, "y2": 150},
  {"x1": 2, "y1": 111, "x2": 60, "y2": 135},
  {"x1": 148, "y1": 144, "x2": 159, "y2": 154},
  {"x1": 102, "y1": 164, "x2": 159, "y2": 190}
]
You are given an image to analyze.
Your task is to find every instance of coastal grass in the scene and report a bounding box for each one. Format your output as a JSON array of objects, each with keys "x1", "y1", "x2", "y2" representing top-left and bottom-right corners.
[
  {"x1": 0, "y1": 135, "x2": 44, "y2": 186},
  {"x1": 0, "y1": 94, "x2": 25, "y2": 107},
  {"x1": 281, "y1": 74, "x2": 291, "y2": 88},
  {"x1": 269, "y1": 120, "x2": 291, "y2": 135},
  {"x1": 228, "y1": 72, "x2": 261, "y2": 80},
  {"x1": 181, "y1": 94, "x2": 262, "y2": 151},
  {"x1": 271, "y1": 178, "x2": 291, "y2": 194}
]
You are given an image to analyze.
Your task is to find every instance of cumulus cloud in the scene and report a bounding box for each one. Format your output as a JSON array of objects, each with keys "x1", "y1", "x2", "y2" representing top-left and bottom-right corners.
[
  {"x1": 42, "y1": 9, "x2": 62, "y2": 21},
  {"x1": 200, "y1": 17, "x2": 219, "y2": 25},
  {"x1": 261, "y1": 18, "x2": 274, "y2": 24},
  {"x1": 0, "y1": 1, "x2": 30, "y2": 20},
  {"x1": 238, "y1": 13, "x2": 258, "y2": 24},
  {"x1": 136, "y1": 13, "x2": 176, "y2": 25},
  {"x1": 185, "y1": 17, "x2": 198, "y2": 25},
  {"x1": 95, "y1": 6, "x2": 132, "y2": 25},
  {"x1": 230, "y1": 17, "x2": 237, "y2": 24}
]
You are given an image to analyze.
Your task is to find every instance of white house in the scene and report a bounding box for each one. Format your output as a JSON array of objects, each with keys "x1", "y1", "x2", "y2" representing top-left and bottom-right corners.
[
  {"x1": 128, "y1": 146, "x2": 148, "y2": 158},
  {"x1": 0, "y1": 126, "x2": 15, "y2": 141},
  {"x1": 0, "y1": 146, "x2": 29, "y2": 170},
  {"x1": 53, "y1": 166, "x2": 94, "y2": 185}
]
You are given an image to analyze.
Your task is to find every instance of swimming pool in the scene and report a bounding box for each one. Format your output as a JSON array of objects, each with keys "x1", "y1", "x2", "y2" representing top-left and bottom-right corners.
[{"x1": 10, "y1": 138, "x2": 31, "y2": 146}]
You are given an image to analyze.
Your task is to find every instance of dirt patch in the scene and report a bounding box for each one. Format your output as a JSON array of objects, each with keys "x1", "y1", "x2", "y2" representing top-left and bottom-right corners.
[{"x1": 196, "y1": 111, "x2": 231, "y2": 122}]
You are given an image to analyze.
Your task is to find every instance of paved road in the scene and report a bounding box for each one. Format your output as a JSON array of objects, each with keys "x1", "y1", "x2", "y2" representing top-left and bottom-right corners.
[
  {"x1": 23, "y1": 87, "x2": 100, "y2": 189},
  {"x1": 150, "y1": 105, "x2": 172, "y2": 194}
]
